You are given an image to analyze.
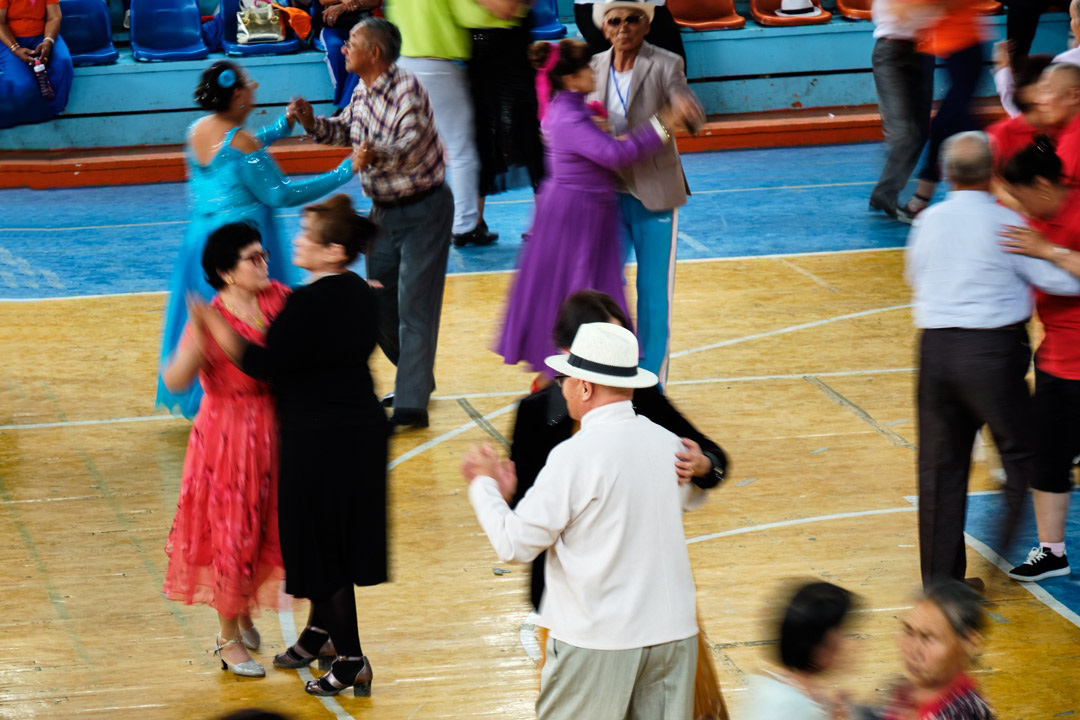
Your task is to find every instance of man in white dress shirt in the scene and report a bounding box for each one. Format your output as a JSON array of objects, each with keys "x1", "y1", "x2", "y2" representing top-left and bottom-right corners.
[
  {"x1": 906, "y1": 131, "x2": 1080, "y2": 588},
  {"x1": 463, "y1": 322, "x2": 702, "y2": 720}
]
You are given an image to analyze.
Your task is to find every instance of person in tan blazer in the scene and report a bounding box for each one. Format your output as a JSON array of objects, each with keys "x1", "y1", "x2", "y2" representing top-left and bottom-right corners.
[{"x1": 589, "y1": 0, "x2": 700, "y2": 388}]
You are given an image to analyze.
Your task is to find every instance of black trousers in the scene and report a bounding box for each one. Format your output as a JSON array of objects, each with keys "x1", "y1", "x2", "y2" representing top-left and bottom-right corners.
[
  {"x1": 573, "y1": 3, "x2": 687, "y2": 66},
  {"x1": 917, "y1": 325, "x2": 1034, "y2": 585},
  {"x1": 1005, "y1": 0, "x2": 1054, "y2": 61},
  {"x1": 1033, "y1": 367, "x2": 1080, "y2": 493}
]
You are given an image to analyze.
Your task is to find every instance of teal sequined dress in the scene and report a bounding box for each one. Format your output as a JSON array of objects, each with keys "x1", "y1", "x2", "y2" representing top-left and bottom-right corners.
[{"x1": 157, "y1": 116, "x2": 353, "y2": 418}]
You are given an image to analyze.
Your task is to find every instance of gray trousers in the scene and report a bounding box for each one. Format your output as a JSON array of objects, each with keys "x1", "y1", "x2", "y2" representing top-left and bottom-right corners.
[
  {"x1": 537, "y1": 635, "x2": 697, "y2": 720},
  {"x1": 368, "y1": 184, "x2": 453, "y2": 410},
  {"x1": 870, "y1": 38, "x2": 934, "y2": 212},
  {"x1": 397, "y1": 56, "x2": 480, "y2": 235}
]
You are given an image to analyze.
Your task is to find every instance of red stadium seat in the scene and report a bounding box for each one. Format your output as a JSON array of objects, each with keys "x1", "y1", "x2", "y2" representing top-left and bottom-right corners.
[
  {"x1": 836, "y1": 0, "x2": 873, "y2": 21},
  {"x1": 668, "y1": 0, "x2": 746, "y2": 30}
]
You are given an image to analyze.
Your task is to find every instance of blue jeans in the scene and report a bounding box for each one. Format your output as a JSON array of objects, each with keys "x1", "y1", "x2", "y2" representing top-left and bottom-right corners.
[
  {"x1": 619, "y1": 193, "x2": 678, "y2": 388},
  {"x1": 0, "y1": 34, "x2": 73, "y2": 129}
]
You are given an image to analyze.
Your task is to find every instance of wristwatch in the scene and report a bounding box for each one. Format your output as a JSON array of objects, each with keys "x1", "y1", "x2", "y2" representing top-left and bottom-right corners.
[{"x1": 693, "y1": 450, "x2": 727, "y2": 489}]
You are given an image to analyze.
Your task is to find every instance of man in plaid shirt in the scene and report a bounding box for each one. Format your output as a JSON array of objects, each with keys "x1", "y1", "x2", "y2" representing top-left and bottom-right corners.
[{"x1": 291, "y1": 17, "x2": 453, "y2": 430}]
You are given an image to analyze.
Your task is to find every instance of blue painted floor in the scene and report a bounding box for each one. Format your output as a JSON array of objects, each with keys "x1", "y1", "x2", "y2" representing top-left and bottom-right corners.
[
  {"x1": 0, "y1": 142, "x2": 914, "y2": 299},
  {"x1": 966, "y1": 491, "x2": 1080, "y2": 621}
]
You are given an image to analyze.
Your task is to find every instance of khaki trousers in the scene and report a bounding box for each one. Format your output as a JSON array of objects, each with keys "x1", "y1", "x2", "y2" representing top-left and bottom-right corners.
[{"x1": 536, "y1": 634, "x2": 697, "y2": 720}]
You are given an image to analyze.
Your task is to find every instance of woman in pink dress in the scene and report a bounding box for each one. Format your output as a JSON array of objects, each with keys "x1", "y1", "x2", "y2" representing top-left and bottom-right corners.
[{"x1": 161, "y1": 221, "x2": 289, "y2": 678}]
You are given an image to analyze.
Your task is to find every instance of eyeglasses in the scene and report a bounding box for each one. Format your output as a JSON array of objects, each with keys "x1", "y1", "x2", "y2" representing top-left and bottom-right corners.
[
  {"x1": 553, "y1": 374, "x2": 569, "y2": 388},
  {"x1": 240, "y1": 250, "x2": 270, "y2": 267},
  {"x1": 605, "y1": 14, "x2": 645, "y2": 27}
]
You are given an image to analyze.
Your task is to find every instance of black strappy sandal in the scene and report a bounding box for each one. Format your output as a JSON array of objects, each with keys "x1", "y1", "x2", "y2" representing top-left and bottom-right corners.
[
  {"x1": 272, "y1": 625, "x2": 336, "y2": 670},
  {"x1": 305, "y1": 655, "x2": 373, "y2": 697}
]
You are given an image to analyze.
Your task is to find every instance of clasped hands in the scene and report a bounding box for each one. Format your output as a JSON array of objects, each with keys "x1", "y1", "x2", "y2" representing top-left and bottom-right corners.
[
  {"x1": 657, "y1": 92, "x2": 706, "y2": 136},
  {"x1": 12, "y1": 39, "x2": 49, "y2": 66}
]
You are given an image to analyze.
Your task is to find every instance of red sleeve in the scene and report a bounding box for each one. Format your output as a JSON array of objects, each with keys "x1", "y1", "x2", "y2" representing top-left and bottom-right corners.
[
  {"x1": 262, "y1": 280, "x2": 292, "y2": 323},
  {"x1": 46, "y1": 0, "x2": 60, "y2": 5},
  {"x1": 0, "y1": 0, "x2": 11, "y2": 9}
]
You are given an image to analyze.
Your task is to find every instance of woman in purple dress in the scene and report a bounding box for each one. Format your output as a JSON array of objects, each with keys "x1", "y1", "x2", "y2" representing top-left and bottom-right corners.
[{"x1": 495, "y1": 38, "x2": 700, "y2": 383}]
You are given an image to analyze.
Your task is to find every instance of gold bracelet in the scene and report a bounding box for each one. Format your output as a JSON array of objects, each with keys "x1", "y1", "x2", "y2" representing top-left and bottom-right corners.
[{"x1": 8, "y1": 42, "x2": 20, "y2": 53}]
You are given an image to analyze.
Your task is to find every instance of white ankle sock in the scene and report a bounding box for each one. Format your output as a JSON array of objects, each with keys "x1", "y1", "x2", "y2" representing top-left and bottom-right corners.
[{"x1": 1041, "y1": 541, "x2": 1066, "y2": 557}]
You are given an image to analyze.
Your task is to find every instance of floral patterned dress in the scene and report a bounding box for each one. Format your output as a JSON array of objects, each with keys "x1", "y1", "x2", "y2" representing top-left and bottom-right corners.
[{"x1": 163, "y1": 281, "x2": 290, "y2": 617}]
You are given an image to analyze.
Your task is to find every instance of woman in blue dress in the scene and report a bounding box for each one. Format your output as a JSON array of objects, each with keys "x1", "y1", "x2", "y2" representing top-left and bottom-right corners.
[{"x1": 157, "y1": 60, "x2": 354, "y2": 418}]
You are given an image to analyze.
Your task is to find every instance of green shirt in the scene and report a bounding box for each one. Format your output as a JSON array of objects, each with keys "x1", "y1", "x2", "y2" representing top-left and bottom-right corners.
[{"x1": 384, "y1": 0, "x2": 483, "y2": 60}]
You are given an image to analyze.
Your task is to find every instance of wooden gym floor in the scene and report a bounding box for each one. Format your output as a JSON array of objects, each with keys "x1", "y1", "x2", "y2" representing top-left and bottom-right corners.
[{"x1": 2, "y1": 250, "x2": 1079, "y2": 719}]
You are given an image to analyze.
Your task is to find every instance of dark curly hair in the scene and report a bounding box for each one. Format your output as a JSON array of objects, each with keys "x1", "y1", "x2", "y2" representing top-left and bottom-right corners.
[
  {"x1": 1001, "y1": 134, "x2": 1063, "y2": 186},
  {"x1": 194, "y1": 61, "x2": 246, "y2": 112},
  {"x1": 202, "y1": 221, "x2": 263, "y2": 290}
]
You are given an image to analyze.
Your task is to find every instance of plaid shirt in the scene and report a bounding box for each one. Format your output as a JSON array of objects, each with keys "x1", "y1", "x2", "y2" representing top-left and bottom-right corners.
[{"x1": 311, "y1": 65, "x2": 445, "y2": 204}]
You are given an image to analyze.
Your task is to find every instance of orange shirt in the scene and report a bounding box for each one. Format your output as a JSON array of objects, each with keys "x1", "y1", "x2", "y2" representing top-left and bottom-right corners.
[
  {"x1": 0, "y1": 0, "x2": 58, "y2": 39},
  {"x1": 917, "y1": 0, "x2": 984, "y2": 58}
]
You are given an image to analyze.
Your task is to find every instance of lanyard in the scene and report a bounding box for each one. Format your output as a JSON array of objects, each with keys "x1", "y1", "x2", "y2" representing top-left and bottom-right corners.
[{"x1": 610, "y1": 63, "x2": 629, "y2": 116}]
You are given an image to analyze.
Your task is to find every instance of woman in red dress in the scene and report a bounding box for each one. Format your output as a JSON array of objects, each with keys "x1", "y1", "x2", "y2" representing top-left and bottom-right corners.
[{"x1": 161, "y1": 221, "x2": 288, "y2": 678}]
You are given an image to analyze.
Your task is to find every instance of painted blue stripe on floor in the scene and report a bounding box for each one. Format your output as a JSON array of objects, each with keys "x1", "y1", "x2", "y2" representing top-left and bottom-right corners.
[{"x1": 0, "y1": 143, "x2": 914, "y2": 299}]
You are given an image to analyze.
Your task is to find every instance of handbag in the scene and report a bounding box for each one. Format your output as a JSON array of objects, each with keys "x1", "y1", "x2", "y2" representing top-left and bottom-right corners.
[{"x1": 237, "y1": 0, "x2": 285, "y2": 44}]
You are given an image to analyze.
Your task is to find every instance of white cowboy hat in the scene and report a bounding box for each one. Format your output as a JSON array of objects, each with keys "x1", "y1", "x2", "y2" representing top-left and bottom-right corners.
[
  {"x1": 774, "y1": 0, "x2": 823, "y2": 17},
  {"x1": 545, "y1": 323, "x2": 658, "y2": 389},
  {"x1": 592, "y1": 0, "x2": 657, "y2": 30}
]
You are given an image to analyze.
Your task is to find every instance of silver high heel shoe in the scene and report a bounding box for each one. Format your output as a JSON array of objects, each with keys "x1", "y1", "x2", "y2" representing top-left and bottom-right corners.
[
  {"x1": 239, "y1": 624, "x2": 260, "y2": 651},
  {"x1": 215, "y1": 635, "x2": 266, "y2": 678}
]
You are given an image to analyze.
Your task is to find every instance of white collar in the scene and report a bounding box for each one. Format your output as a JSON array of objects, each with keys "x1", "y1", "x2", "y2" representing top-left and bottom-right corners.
[{"x1": 579, "y1": 400, "x2": 636, "y2": 430}]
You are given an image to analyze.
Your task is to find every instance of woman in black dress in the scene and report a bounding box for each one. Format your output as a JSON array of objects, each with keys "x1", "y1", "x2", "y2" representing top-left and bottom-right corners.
[{"x1": 193, "y1": 194, "x2": 388, "y2": 697}]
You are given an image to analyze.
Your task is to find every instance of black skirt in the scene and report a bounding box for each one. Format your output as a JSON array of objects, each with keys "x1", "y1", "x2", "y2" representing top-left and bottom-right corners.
[{"x1": 467, "y1": 25, "x2": 546, "y2": 196}]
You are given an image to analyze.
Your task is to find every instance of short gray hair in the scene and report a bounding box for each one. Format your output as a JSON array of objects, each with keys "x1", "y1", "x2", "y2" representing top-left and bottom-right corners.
[
  {"x1": 942, "y1": 131, "x2": 993, "y2": 186},
  {"x1": 1047, "y1": 61, "x2": 1080, "y2": 89},
  {"x1": 354, "y1": 17, "x2": 402, "y2": 65},
  {"x1": 917, "y1": 580, "x2": 986, "y2": 638}
]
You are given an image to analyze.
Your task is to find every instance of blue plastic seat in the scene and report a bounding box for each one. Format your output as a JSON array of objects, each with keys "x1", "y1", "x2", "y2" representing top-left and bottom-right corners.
[
  {"x1": 529, "y1": 0, "x2": 568, "y2": 40},
  {"x1": 221, "y1": 0, "x2": 301, "y2": 57},
  {"x1": 59, "y1": 0, "x2": 119, "y2": 65},
  {"x1": 129, "y1": 0, "x2": 209, "y2": 62}
]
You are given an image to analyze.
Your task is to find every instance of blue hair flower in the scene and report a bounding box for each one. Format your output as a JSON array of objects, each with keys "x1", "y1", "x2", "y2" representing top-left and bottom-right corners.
[{"x1": 218, "y1": 68, "x2": 238, "y2": 89}]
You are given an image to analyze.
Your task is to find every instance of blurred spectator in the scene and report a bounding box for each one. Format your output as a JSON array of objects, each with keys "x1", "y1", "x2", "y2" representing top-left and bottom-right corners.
[
  {"x1": 0, "y1": 0, "x2": 73, "y2": 129},
  {"x1": 384, "y1": 0, "x2": 498, "y2": 247},
  {"x1": 744, "y1": 581, "x2": 857, "y2": 720},
  {"x1": 987, "y1": 52, "x2": 1054, "y2": 172},
  {"x1": 314, "y1": 0, "x2": 379, "y2": 110},
  {"x1": 995, "y1": 0, "x2": 1080, "y2": 118},
  {"x1": 900, "y1": 0, "x2": 987, "y2": 221},
  {"x1": 862, "y1": 580, "x2": 992, "y2": 720},
  {"x1": 573, "y1": 0, "x2": 685, "y2": 64},
  {"x1": 1038, "y1": 62, "x2": 1080, "y2": 182},
  {"x1": 463, "y1": 0, "x2": 545, "y2": 244},
  {"x1": 867, "y1": 0, "x2": 935, "y2": 220},
  {"x1": 216, "y1": 710, "x2": 292, "y2": 720}
]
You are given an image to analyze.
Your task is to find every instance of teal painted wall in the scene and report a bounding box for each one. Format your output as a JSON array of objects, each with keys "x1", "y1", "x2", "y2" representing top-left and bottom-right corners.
[{"x1": 0, "y1": 11, "x2": 1071, "y2": 150}]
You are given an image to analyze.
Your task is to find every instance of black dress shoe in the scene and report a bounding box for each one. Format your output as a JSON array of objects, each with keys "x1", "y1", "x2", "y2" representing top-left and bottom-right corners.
[
  {"x1": 452, "y1": 223, "x2": 499, "y2": 248},
  {"x1": 389, "y1": 408, "x2": 429, "y2": 430},
  {"x1": 380, "y1": 392, "x2": 395, "y2": 408},
  {"x1": 868, "y1": 198, "x2": 897, "y2": 219}
]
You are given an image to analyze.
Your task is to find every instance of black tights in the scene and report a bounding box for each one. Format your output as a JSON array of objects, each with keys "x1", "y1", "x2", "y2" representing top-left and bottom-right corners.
[{"x1": 308, "y1": 585, "x2": 362, "y2": 658}]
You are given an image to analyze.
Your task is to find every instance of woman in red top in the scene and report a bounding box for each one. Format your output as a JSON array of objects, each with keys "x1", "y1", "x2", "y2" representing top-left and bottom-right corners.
[
  {"x1": 998, "y1": 139, "x2": 1080, "y2": 582},
  {"x1": 0, "y1": 0, "x2": 73, "y2": 128},
  {"x1": 986, "y1": 54, "x2": 1055, "y2": 171},
  {"x1": 868, "y1": 581, "x2": 992, "y2": 720}
]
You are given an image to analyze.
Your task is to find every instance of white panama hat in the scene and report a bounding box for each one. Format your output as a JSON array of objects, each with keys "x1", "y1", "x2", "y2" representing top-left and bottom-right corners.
[
  {"x1": 592, "y1": 0, "x2": 657, "y2": 30},
  {"x1": 545, "y1": 322, "x2": 658, "y2": 389},
  {"x1": 774, "y1": 0, "x2": 823, "y2": 17}
]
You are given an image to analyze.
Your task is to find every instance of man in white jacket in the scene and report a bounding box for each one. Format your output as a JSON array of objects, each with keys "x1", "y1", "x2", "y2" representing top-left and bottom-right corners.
[{"x1": 463, "y1": 322, "x2": 703, "y2": 720}]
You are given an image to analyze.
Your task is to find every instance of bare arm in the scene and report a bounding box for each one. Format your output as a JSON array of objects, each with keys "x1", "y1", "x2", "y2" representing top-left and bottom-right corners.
[
  {"x1": 36, "y1": 4, "x2": 61, "y2": 64},
  {"x1": 161, "y1": 326, "x2": 206, "y2": 393},
  {"x1": 188, "y1": 294, "x2": 248, "y2": 367},
  {"x1": 0, "y1": 12, "x2": 35, "y2": 65}
]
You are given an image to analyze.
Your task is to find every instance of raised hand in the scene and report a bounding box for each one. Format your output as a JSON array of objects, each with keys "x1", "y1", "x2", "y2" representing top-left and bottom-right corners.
[{"x1": 675, "y1": 438, "x2": 711, "y2": 484}]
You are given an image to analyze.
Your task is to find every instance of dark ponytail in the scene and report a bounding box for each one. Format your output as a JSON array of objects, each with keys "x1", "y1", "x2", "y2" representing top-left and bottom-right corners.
[{"x1": 1001, "y1": 135, "x2": 1064, "y2": 186}]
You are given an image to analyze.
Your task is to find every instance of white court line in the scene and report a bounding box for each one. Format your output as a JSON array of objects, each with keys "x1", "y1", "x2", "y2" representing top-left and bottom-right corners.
[
  {"x1": 0, "y1": 248, "x2": 906, "y2": 302},
  {"x1": 779, "y1": 258, "x2": 839, "y2": 292},
  {"x1": 277, "y1": 601, "x2": 355, "y2": 720},
  {"x1": 0, "y1": 415, "x2": 177, "y2": 431},
  {"x1": 684, "y1": 506, "x2": 917, "y2": 545},
  {"x1": 964, "y1": 533, "x2": 1080, "y2": 629},
  {"x1": 0, "y1": 368, "x2": 917, "y2": 431},
  {"x1": 670, "y1": 303, "x2": 912, "y2": 359},
  {"x1": 388, "y1": 402, "x2": 519, "y2": 470},
  {"x1": 0, "y1": 368, "x2": 918, "y2": 432},
  {"x1": 0, "y1": 181, "x2": 883, "y2": 233}
]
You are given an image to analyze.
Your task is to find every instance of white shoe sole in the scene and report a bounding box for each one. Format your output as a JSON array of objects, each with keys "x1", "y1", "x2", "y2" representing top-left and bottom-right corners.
[{"x1": 1008, "y1": 566, "x2": 1071, "y2": 582}]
